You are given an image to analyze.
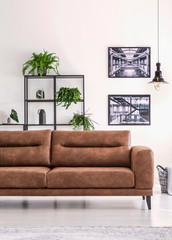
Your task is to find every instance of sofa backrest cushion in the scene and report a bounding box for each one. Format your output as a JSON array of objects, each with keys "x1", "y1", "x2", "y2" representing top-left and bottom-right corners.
[
  {"x1": 0, "y1": 130, "x2": 51, "y2": 166},
  {"x1": 51, "y1": 131, "x2": 131, "y2": 167}
]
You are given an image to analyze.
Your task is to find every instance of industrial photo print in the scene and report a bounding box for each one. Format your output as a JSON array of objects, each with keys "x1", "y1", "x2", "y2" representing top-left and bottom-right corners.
[
  {"x1": 108, "y1": 95, "x2": 151, "y2": 125},
  {"x1": 108, "y1": 47, "x2": 151, "y2": 78}
]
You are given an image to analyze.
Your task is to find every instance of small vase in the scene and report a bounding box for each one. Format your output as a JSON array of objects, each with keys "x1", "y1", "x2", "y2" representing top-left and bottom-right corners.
[
  {"x1": 37, "y1": 67, "x2": 47, "y2": 76},
  {"x1": 7, "y1": 117, "x2": 11, "y2": 123},
  {"x1": 38, "y1": 109, "x2": 46, "y2": 125},
  {"x1": 36, "y1": 89, "x2": 45, "y2": 99}
]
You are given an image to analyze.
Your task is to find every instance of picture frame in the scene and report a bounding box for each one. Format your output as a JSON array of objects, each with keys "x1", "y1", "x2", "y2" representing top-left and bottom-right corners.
[
  {"x1": 108, "y1": 47, "x2": 151, "y2": 78},
  {"x1": 108, "y1": 95, "x2": 151, "y2": 125}
]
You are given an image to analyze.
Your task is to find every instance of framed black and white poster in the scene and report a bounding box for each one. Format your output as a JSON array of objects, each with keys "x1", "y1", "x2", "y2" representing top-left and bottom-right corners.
[
  {"x1": 108, "y1": 95, "x2": 151, "y2": 125},
  {"x1": 108, "y1": 47, "x2": 151, "y2": 78}
]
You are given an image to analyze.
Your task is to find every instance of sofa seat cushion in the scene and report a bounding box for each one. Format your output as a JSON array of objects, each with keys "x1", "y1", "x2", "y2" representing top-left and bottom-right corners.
[
  {"x1": 0, "y1": 167, "x2": 50, "y2": 188},
  {"x1": 47, "y1": 167, "x2": 135, "y2": 189}
]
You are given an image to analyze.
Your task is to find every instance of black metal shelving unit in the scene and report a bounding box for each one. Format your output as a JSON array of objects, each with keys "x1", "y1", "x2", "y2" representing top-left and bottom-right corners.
[
  {"x1": 24, "y1": 75, "x2": 85, "y2": 130},
  {"x1": 0, "y1": 124, "x2": 24, "y2": 126}
]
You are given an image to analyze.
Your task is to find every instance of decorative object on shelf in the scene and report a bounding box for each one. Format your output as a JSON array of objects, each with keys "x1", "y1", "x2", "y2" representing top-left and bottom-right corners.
[
  {"x1": 69, "y1": 112, "x2": 96, "y2": 130},
  {"x1": 148, "y1": 0, "x2": 168, "y2": 90},
  {"x1": 22, "y1": 50, "x2": 60, "y2": 76},
  {"x1": 10, "y1": 109, "x2": 19, "y2": 123},
  {"x1": 38, "y1": 109, "x2": 46, "y2": 125},
  {"x1": 7, "y1": 117, "x2": 11, "y2": 123},
  {"x1": 108, "y1": 95, "x2": 151, "y2": 126},
  {"x1": 36, "y1": 89, "x2": 45, "y2": 99},
  {"x1": 108, "y1": 47, "x2": 151, "y2": 78},
  {"x1": 56, "y1": 87, "x2": 82, "y2": 109}
]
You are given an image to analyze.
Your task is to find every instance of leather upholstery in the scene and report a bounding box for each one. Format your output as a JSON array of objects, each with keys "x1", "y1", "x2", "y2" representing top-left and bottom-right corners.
[
  {"x1": 0, "y1": 130, "x2": 51, "y2": 166},
  {"x1": 47, "y1": 167, "x2": 135, "y2": 189},
  {"x1": 0, "y1": 188, "x2": 153, "y2": 196},
  {"x1": 51, "y1": 131, "x2": 131, "y2": 167},
  {"x1": 0, "y1": 130, "x2": 154, "y2": 197},
  {"x1": 131, "y1": 146, "x2": 154, "y2": 189},
  {"x1": 0, "y1": 167, "x2": 50, "y2": 188}
]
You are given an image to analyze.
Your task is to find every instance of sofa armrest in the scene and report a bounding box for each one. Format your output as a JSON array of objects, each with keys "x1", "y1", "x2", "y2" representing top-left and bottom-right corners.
[{"x1": 131, "y1": 146, "x2": 154, "y2": 189}]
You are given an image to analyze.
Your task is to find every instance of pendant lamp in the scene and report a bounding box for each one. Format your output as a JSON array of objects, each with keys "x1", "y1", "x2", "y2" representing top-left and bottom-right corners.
[{"x1": 149, "y1": 0, "x2": 168, "y2": 90}]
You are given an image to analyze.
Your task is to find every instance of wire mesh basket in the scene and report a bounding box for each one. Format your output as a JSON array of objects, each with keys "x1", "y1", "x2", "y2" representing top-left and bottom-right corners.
[{"x1": 156, "y1": 165, "x2": 168, "y2": 193}]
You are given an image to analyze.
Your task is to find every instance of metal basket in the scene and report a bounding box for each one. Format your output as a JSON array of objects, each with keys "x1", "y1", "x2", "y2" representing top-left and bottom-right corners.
[{"x1": 156, "y1": 165, "x2": 168, "y2": 193}]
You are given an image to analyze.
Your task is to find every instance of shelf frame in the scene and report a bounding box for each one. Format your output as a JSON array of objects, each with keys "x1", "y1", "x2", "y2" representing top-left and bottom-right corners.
[{"x1": 23, "y1": 75, "x2": 85, "y2": 131}]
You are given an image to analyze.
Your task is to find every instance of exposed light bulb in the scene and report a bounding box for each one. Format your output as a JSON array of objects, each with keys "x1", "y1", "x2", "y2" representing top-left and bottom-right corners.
[{"x1": 154, "y1": 82, "x2": 161, "y2": 91}]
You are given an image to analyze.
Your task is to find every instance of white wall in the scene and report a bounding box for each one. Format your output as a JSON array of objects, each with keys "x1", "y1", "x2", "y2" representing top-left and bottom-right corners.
[{"x1": 0, "y1": 0, "x2": 172, "y2": 182}]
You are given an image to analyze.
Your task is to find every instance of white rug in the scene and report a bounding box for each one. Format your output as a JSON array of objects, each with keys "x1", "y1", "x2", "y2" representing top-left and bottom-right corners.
[{"x1": 0, "y1": 226, "x2": 172, "y2": 240}]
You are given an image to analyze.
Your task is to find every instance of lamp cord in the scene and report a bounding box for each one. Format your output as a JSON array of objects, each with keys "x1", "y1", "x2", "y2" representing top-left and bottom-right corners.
[{"x1": 157, "y1": 0, "x2": 159, "y2": 63}]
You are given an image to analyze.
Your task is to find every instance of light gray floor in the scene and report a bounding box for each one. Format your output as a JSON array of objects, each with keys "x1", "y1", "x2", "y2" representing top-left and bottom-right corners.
[{"x1": 0, "y1": 192, "x2": 172, "y2": 227}]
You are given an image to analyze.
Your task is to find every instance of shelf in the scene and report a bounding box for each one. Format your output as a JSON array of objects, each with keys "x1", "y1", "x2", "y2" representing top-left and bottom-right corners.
[
  {"x1": 25, "y1": 99, "x2": 54, "y2": 102},
  {"x1": 25, "y1": 75, "x2": 84, "y2": 79},
  {"x1": 24, "y1": 75, "x2": 85, "y2": 130},
  {"x1": 56, "y1": 124, "x2": 71, "y2": 126},
  {"x1": 0, "y1": 124, "x2": 71, "y2": 126},
  {"x1": 25, "y1": 99, "x2": 84, "y2": 103},
  {"x1": 0, "y1": 124, "x2": 24, "y2": 126},
  {"x1": 26, "y1": 124, "x2": 54, "y2": 126},
  {"x1": 56, "y1": 100, "x2": 84, "y2": 103},
  {"x1": 25, "y1": 124, "x2": 71, "y2": 126}
]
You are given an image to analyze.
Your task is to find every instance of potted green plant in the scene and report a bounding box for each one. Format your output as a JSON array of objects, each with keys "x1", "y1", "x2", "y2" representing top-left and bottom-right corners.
[
  {"x1": 22, "y1": 50, "x2": 60, "y2": 76},
  {"x1": 56, "y1": 87, "x2": 82, "y2": 109},
  {"x1": 10, "y1": 109, "x2": 19, "y2": 123},
  {"x1": 69, "y1": 112, "x2": 97, "y2": 130}
]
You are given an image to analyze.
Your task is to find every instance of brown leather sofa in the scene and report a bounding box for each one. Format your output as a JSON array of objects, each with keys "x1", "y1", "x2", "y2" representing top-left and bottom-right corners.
[{"x1": 0, "y1": 130, "x2": 154, "y2": 209}]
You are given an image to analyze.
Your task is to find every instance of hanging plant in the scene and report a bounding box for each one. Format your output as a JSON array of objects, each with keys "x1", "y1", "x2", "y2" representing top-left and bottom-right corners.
[
  {"x1": 69, "y1": 112, "x2": 97, "y2": 131},
  {"x1": 56, "y1": 87, "x2": 82, "y2": 109},
  {"x1": 22, "y1": 50, "x2": 60, "y2": 76}
]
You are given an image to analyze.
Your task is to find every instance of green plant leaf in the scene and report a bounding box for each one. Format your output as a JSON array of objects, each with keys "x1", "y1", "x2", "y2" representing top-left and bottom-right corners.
[
  {"x1": 55, "y1": 87, "x2": 82, "y2": 109},
  {"x1": 22, "y1": 50, "x2": 60, "y2": 76},
  {"x1": 10, "y1": 109, "x2": 19, "y2": 123},
  {"x1": 69, "y1": 112, "x2": 97, "y2": 131}
]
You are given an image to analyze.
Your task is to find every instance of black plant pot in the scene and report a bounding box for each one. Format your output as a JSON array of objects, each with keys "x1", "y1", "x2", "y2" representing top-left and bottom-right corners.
[{"x1": 37, "y1": 67, "x2": 47, "y2": 76}]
